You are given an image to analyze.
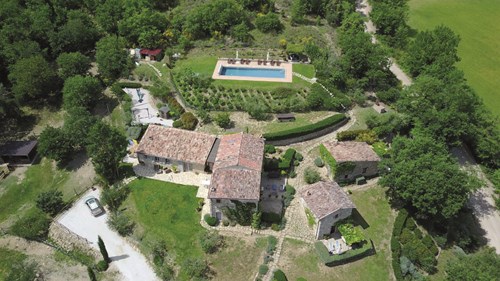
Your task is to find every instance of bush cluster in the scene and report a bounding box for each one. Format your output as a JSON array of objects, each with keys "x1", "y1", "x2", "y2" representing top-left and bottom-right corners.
[
  {"x1": 264, "y1": 114, "x2": 347, "y2": 141},
  {"x1": 391, "y1": 209, "x2": 408, "y2": 281},
  {"x1": 337, "y1": 129, "x2": 373, "y2": 141},
  {"x1": 203, "y1": 214, "x2": 217, "y2": 226},
  {"x1": 199, "y1": 230, "x2": 223, "y2": 254},
  {"x1": 107, "y1": 211, "x2": 135, "y2": 236},
  {"x1": 278, "y1": 148, "x2": 296, "y2": 170},
  {"x1": 264, "y1": 144, "x2": 276, "y2": 154}
]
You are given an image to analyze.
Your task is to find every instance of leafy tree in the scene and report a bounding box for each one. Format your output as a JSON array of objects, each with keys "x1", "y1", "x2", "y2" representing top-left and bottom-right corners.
[
  {"x1": 405, "y1": 26, "x2": 460, "y2": 77},
  {"x1": 380, "y1": 133, "x2": 481, "y2": 220},
  {"x1": 9, "y1": 210, "x2": 50, "y2": 241},
  {"x1": 86, "y1": 122, "x2": 127, "y2": 183},
  {"x1": 138, "y1": 28, "x2": 163, "y2": 49},
  {"x1": 8, "y1": 55, "x2": 60, "y2": 102},
  {"x1": 199, "y1": 230, "x2": 223, "y2": 254},
  {"x1": 325, "y1": 0, "x2": 356, "y2": 27},
  {"x1": 56, "y1": 52, "x2": 91, "y2": 80},
  {"x1": 50, "y1": 10, "x2": 100, "y2": 54},
  {"x1": 247, "y1": 102, "x2": 269, "y2": 121},
  {"x1": 214, "y1": 112, "x2": 232, "y2": 129},
  {"x1": 38, "y1": 127, "x2": 75, "y2": 163},
  {"x1": 0, "y1": 84, "x2": 20, "y2": 119},
  {"x1": 371, "y1": 0, "x2": 409, "y2": 48},
  {"x1": 63, "y1": 75, "x2": 103, "y2": 110},
  {"x1": 231, "y1": 23, "x2": 252, "y2": 43},
  {"x1": 95, "y1": 36, "x2": 130, "y2": 82},
  {"x1": 1, "y1": 40, "x2": 42, "y2": 67},
  {"x1": 64, "y1": 107, "x2": 97, "y2": 149},
  {"x1": 178, "y1": 112, "x2": 198, "y2": 130},
  {"x1": 252, "y1": 211, "x2": 262, "y2": 229},
  {"x1": 118, "y1": 9, "x2": 168, "y2": 45},
  {"x1": 108, "y1": 211, "x2": 135, "y2": 236},
  {"x1": 291, "y1": 0, "x2": 307, "y2": 24},
  {"x1": 182, "y1": 258, "x2": 208, "y2": 279},
  {"x1": 100, "y1": 185, "x2": 130, "y2": 212},
  {"x1": 98, "y1": 236, "x2": 111, "y2": 264},
  {"x1": 36, "y1": 190, "x2": 65, "y2": 216},
  {"x1": 255, "y1": 12, "x2": 283, "y2": 33},
  {"x1": 445, "y1": 247, "x2": 500, "y2": 281},
  {"x1": 96, "y1": 0, "x2": 124, "y2": 34}
]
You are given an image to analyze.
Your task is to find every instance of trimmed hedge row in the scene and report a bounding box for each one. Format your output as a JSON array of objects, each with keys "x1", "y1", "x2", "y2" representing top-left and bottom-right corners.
[
  {"x1": 315, "y1": 240, "x2": 375, "y2": 266},
  {"x1": 391, "y1": 209, "x2": 409, "y2": 281},
  {"x1": 262, "y1": 212, "x2": 282, "y2": 224},
  {"x1": 263, "y1": 114, "x2": 347, "y2": 141},
  {"x1": 116, "y1": 82, "x2": 143, "y2": 88},
  {"x1": 278, "y1": 148, "x2": 296, "y2": 169},
  {"x1": 337, "y1": 129, "x2": 372, "y2": 141},
  {"x1": 319, "y1": 144, "x2": 337, "y2": 177}
]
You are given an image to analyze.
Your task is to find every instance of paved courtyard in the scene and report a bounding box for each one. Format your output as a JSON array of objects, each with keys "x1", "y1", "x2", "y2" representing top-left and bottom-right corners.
[
  {"x1": 123, "y1": 88, "x2": 173, "y2": 127},
  {"x1": 133, "y1": 164, "x2": 211, "y2": 187}
]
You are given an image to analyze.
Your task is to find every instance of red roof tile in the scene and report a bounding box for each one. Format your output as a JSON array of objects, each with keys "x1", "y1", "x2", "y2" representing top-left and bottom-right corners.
[{"x1": 323, "y1": 141, "x2": 381, "y2": 163}]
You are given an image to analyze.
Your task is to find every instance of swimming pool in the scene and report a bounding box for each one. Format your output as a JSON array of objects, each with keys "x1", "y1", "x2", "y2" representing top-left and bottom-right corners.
[{"x1": 219, "y1": 66, "x2": 286, "y2": 78}]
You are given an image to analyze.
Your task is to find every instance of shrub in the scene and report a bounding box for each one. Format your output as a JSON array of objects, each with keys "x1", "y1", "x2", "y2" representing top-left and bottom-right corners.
[
  {"x1": 289, "y1": 170, "x2": 297, "y2": 178},
  {"x1": 252, "y1": 211, "x2": 262, "y2": 229},
  {"x1": 96, "y1": 260, "x2": 109, "y2": 272},
  {"x1": 178, "y1": 112, "x2": 198, "y2": 130},
  {"x1": 100, "y1": 185, "x2": 130, "y2": 212},
  {"x1": 183, "y1": 258, "x2": 208, "y2": 279},
  {"x1": 107, "y1": 212, "x2": 135, "y2": 236},
  {"x1": 204, "y1": 214, "x2": 217, "y2": 226},
  {"x1": 337, "y1": 223, "x2": 366, "y2": 245},
  {"x1": 295, "y1": 153, "x2": 303, "y2": 161},
  {"x1": 255, "y1": 13, "x2": 283, "y2": 33},
  {"x1": 36, "y1": 190, "x2": 65, "y2": 216},
  {"x1": 271, "y1": 223, "x2": 280, "y2": 231},
  {"x1": 265, "y1": 144, "x2": 276, "y2": 154},
  {"x1": 314, "y1": 157, "x2": 324, "y2": 167},
  {"x1": 304, "y1": 167, "x2": 321, "y2": 184},
  {"x1": 199, "y1": 230, "x2": 223, "y2": 254},
  {"x1": 272, "y1": 269, "x2": 288, "y2": 281},
  {"x1": 264, "y1": 255, "x2": 273, "y2": 264},
  {"x1": 355, "y1": 130, "x2": 378, "y2": 144},
  {"x1": 9, "y1": 209, "x2": 50, "y2": 241},
  {"x1": 263, "y1": 114, "x2": 347, "y2": 141},
  {"x1": 214, "y1": 112, "x2": 231, "y2": 128},
  {"x1": 116, "y1": 82, "x2": 142, "y2": 88},
  {"x1": 258, "y1": 264, "x2": 269, "y2": 275},
  {"x1": 261, "y1": 212, "x2": 282, "y2": 224},
  {"x1": 337, "y1": 129, "x2": 373, "y2": 141},
  {"x1": 279, "y1": 148, "x2": 296, "y2": 170},
  {"x1": 222, "y1": 220, "x2": 230, "y2": 226}
]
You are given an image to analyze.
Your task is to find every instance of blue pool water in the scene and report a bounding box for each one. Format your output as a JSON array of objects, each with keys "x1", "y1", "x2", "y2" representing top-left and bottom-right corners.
[{"x1": 219, "y1": 66, "x2": 285, "y2": 78}]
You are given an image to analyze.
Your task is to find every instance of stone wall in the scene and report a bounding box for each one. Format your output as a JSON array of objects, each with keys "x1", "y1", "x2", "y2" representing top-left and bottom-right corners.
[
  {"x1": 265, "y1": 118, "x2": 349, "y2": 146},
  {"x1": 316, "y1": 208, "x2": 353, "y2": 239},
  {"x1": 335, "y1": 160, "x2": 379, "y2": 182},
  {"x1": 48, "y1": 221, "x2": 100, "y2": 259},
  {"x1": 137, "y1": 153, "x2": 205, "y2": 172}
]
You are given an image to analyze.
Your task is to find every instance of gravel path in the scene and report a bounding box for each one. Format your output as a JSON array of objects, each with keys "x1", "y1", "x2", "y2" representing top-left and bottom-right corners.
[{"x1": 57, "y1": 189, "x2": 159, "y2": 281}]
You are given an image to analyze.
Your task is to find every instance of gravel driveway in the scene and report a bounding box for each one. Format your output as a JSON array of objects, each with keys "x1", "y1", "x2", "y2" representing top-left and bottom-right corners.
[{"x1": 57, "y1": 189, "x2": 158, "y2": 281}]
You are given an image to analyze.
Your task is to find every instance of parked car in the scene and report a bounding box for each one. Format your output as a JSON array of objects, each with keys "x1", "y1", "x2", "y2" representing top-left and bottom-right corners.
[{"x1": 84, "y1": 196, "x2": 104, "y2": 216}]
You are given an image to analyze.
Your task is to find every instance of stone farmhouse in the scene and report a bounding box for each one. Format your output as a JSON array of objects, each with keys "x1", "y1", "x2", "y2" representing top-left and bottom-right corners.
[
  {"x1": 136, "y1": 126, "x2": 265, "y2": 220},
  {"x1": 208, "y1": 133, "x2": 265, "y2": 221},
  {"x1": 300, "y1": 181, "x2": 356, "y2": 239},
  {"x1": 136, "y1": 125, "x2": 218, "y2": 172},
  {"x1": 323, "y1": 141, "x2": 381, "y2": 182}
]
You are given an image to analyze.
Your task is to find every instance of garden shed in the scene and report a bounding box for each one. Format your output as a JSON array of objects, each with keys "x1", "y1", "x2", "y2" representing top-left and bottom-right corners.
[
  {"x1": 140, "y1": 48, "x2": 162, "y2": 61},
  {"x1": 0, "y1": 140, "x2": 38, "y2": 166},
  {"x1": 276, "y1": 113, "x2": 295, "y2": 122},
  {"x1": 158, "y1": 105, "x2": 170, "y2": 119}
]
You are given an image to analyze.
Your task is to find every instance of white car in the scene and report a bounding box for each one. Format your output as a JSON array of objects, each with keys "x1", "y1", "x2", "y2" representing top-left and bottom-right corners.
[{"x1": 84, "y1": 196, "x2": 104, "y2": 217}]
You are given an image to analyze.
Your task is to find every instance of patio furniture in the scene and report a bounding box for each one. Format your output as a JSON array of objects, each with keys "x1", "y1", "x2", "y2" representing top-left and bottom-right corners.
[
  {"x1": 276, "y1": 61, "x2": 281, "y2": 66},
  {"x1": 270, "y1": 60, "x2": 275, "y2": 66},
  {"x1": 258, "y1": 60, "x2": 262, "y2": 65}
]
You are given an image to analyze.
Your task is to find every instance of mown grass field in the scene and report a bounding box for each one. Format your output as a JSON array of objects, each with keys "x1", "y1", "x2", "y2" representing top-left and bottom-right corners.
[
  {"x1": 278, "y1": 186, "x2": 395, "y2": 280},
  {"x1": 408, "y1": 0, "x2": 500, "y2": 118}
]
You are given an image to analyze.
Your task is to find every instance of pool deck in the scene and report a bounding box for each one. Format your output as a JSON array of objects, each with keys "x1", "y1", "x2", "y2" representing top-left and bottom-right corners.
[{"x1": 212, "y1": 59, "x2": 293, "y2": 83}]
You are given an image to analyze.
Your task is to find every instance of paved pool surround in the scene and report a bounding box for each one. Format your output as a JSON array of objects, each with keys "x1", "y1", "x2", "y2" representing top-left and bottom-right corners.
[{"x1": 212, "y1": 59, "x2": 293, "y2": 83}]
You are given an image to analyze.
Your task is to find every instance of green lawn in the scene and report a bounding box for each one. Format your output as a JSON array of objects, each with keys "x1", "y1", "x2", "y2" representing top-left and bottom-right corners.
[
  {"x1": 173, "y1": 54, "x2": 314, "y2": 90},
  {"x1": 408, "y1": 0, "x2": 500, "y2": 118},
  {"x1": 279, "y1": 186, "x2": 395, "y2": 280},
  {"x1": 0, "y1": 159, "x2": 84, "y2": 223},
  {"x1": 0, "y1": 248, "x2": 27, "y2": 279},
  {"x1": 349, "y1": 106, "x2": 377, "y2": 131}
]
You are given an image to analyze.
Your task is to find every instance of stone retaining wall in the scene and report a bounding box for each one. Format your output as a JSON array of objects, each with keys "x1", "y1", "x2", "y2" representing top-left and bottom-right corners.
[
  {"x1": 48, "y1": 221, "x2": 100, "y2": 259},
  {"x1": 265, "y1": 117, "x2": 349, "y2": 146}
]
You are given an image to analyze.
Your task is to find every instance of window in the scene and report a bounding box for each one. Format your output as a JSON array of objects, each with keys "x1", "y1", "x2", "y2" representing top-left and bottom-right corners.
[
  {"x1": 165, "y1": 159, "x2": 169, "y2": 164},
  {"x1": 216, "y1": 199, "x2": 221, "y2": 203},
  {"x1": 155, "y1": 157, "x2": 159, "y2": 162},
  {"x1": 362, "y1": 167, "x2": 368, "y2": 174},
  {"x1": 344, "y1": 175, "x2": 348, "y2": 179},
  {"x1": 335, "y1": 214, "x2": 339, "y2": 219}
]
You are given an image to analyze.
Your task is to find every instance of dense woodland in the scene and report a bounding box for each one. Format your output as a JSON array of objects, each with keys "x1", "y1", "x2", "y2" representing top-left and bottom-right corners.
[{"x1": 0, "y1": 0, "x2": 499, "y2": 280}]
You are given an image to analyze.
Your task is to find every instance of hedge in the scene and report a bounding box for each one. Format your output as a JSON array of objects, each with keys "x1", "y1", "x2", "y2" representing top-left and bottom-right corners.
[
  {"x1": 263, "y1": 114, "x2": 346, "y2": 141},
  {"x1": 204, "y1": 214, "x2": 217, "y2": 226},
  {"x1": 315, "y1": 240, "x2": 374, "y2": 266},
  {"x1": 262, "y1": 212, "x2": 282, "y2": 224},
  {"x1": 391, "y1": 209, "x2": 409, "y2": 281},
  {"x1": 272, "y1": 269, "x2": 288, "y2": 281},
  {"x1": 319, "y1": 144, "x2": 336, "y2": 177},
  {"x1": 116, "y1": 82, "x2": 142, "y2": 88},
  {"x1": 278, "y1": 148, "x2": 296, "y2": 169}
]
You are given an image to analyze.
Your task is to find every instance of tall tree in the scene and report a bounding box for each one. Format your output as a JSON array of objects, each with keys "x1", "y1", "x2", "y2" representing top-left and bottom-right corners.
[
  {"x1": 380, "y1": 133, "x2": 481, "y2": 220},
  {"x1": 86, "y1": 122, "x2": 127, "y2": 183},
  {"x1": 8, "y1": 55, "x2": 60, "y2": 102},
  {"x1": 64, "y1": 107, "x2": 97, "y2": 149},
  {"x1": 96, "y1": 0, "x2": 125, "y2": 34},
  {"x1": 38, "y1": 127, "x2": 75, "y2": 163},
  {"x1": 95, "y1": 36, "x2": 130, "y2": 82},
  {"x1": 56, "y1": 52, "x2": 91, "y2": 80},
  {"x1": 50, "y1": 10, "x2": 100, "y2": 54},
  {"x1": 97, "y1": 236, "x2": 111, "y2": 264},
  {"x1": 62, "y1": 75, "x2": 103, "y2": 110},
  {"x1": 445, "y1": 248, "x2": 500, "y2": 281}
]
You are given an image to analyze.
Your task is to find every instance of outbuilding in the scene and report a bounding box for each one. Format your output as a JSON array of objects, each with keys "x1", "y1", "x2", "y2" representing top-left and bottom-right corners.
[{"x1": 0, "y1": 140, "x2": 38, "y2": 166}]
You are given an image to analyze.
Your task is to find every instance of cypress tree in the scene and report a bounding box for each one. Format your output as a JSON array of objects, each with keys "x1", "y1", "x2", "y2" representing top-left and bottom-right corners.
[{"x1": 97, "y1": 236, "x2": 111, "y2": 263}]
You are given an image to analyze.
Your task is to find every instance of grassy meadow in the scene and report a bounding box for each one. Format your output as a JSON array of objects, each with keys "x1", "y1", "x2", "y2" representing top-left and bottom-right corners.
[{"x1": 408, "y1": 0, "x2": 500, "y2": 118}]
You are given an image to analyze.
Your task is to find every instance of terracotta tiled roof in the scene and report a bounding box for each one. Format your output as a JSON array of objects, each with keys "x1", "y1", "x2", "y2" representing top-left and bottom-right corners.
[
  {"x1": 136, "y1": 125, "x2": 216, "y2": 165},
  {"x1": 213, "y1": 133, "x2": 264, "y2": 171},
  {"x1": 209, "y1": 133, "x2": 264, "y2": 200},
  {"x1": 208, "y1": 168, "x2": 261, "y2": 200},
  {"x1": 300, "y1": 181, "x2": 355, "y2": 220},
  {"x1": 323, "y1": 141, "x2": 381, "y2": 163}
]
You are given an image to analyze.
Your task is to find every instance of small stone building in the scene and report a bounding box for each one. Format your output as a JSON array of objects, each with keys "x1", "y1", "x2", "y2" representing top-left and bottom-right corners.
[
  {"x1": 0, "y1": 140, "x2": 38, "y2": 166},
  {"x1": 136, "y1": 125, "x2": 218, "y2": 172},
  {"x1": 208, "y1": 133, "x2": 265, "y2": 221},
  {"x1": 139, "y1": 48, "x2": 162, "y2": 61},
  {"x1": 300, "y1": 181, "x2": 355, "y2": 239},
  {"x1": 323, "y1": 141, "x2": 381, "y2": 182}
]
